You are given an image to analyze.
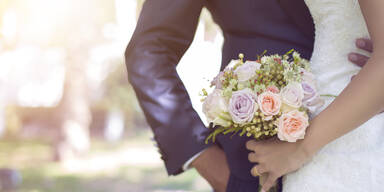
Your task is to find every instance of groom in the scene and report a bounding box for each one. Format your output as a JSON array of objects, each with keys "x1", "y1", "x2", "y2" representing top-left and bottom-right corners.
[{"x1": 125, "y1": 0, "x2": 372, "y2": 191}]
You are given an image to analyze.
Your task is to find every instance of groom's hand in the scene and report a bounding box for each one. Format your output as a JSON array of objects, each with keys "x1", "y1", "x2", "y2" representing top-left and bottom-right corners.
[
  {"x1": 191, "y1": 145, "x2": 230, "y2": 192},
  {"x1": 348, "y1": 38, "x2": 373, "y2": 67}
]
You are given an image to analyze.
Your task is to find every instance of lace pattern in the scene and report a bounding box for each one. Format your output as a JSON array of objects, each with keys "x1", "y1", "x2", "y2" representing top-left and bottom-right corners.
[{"x1": 283, "y1": 0, "x2": 384, "y2": 191}]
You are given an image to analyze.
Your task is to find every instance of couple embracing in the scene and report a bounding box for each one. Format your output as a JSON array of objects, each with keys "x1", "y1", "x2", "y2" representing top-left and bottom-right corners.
[{"x1": 125, "y1": 0, "x2": 384, "y2": 191}]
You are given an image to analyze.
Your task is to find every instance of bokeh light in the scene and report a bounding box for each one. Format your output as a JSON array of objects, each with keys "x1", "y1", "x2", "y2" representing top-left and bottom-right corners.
[{"x1": 0, "y1": 0, "x2": 223, "y2": 191}]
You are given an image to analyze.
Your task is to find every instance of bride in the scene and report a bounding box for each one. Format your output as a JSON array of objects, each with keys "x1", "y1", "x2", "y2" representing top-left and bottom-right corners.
[{"x1": 246, "y1": 0, "x2": 384, "y2": 191}]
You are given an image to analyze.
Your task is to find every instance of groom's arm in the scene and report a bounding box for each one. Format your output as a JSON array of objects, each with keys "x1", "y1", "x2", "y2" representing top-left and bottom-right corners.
[
  {"x1": 125, "y1": 2, "x2": 229, "y2": 190},
  {"x1": 125, "y1": 0, "x2": 210, "y2": 176}
]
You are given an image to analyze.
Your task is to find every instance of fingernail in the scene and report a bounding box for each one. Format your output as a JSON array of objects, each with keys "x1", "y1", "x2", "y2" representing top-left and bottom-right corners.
[
  {"x1": 261, "y1": 189, "x2": 266, "y2": 192},
  {"x1": 357, "y1": 39, "x2": 365, "y2": 47},
  {"x1": 348, "y1": 53, "x2": 358, "y2": 61}
]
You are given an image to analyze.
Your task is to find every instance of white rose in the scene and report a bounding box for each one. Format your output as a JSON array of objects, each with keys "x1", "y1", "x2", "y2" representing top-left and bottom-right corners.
[
  {"x1": 202, "y1": 89, "x2": 230, "y2": 126},
  {"x1": 224, "y1": 59, "x2": 241, "y2": 71},
  {"x1": 234, "y1": 61, "x2": 261, "y2": 82},
  {"x1": 280, "y1": 82, "x2": 304, "y2": 108}
]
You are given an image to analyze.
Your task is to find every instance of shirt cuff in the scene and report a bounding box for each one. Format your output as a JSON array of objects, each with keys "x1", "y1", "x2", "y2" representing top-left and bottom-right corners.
[{"x1": 182, "y1": 149, "x2": 207, "y2": 171}]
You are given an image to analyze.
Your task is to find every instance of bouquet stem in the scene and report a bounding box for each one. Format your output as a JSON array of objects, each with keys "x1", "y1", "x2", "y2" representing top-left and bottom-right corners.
[{"x1": 259, "y1": 175, "x2": 278, "y2": 192}]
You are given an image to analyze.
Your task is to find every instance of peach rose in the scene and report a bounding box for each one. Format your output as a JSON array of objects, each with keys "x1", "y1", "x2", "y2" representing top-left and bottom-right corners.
[
  {"x1": 277, "y1": 110, "x2": 309, "y2": 142},
  {"x1": 258, "y1": 91, "x2": 282, "y2": 117}
]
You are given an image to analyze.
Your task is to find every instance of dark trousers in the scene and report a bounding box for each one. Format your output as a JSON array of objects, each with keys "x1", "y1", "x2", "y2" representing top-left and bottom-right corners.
[{"x1": 225, "y1": 174, "x2": 283, "y2": 192}]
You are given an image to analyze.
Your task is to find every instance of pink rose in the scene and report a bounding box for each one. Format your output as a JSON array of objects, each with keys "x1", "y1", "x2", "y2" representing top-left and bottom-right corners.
[
  {"x1": 280, "y1": 82, "x2": 304, "y2": 108},
  {"x1": 266, "y1": 85, "x2": 280, "y2": 94},
  {"x1": 258, "y1": 91, "x2": 281, "y2": 117},
  {"x1": 229, "y1": 88, "x2": 258, "y2": 124},
  {"x1": 277, "y1": 110, "x2": 309, "y2": 142}
]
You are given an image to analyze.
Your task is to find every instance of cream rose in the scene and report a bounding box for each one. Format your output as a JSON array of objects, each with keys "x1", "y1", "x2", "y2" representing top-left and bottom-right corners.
[
  {"x1": 202, "y1": 89, "x2": 230, "y2": 126},
  {"x1": 280, "y1": 82, "x2": 304, "y2": 108},
  {"x1": 258, "y1": 91, "x2": 282, "y2": 117},
  {"x1": 277, "y1": 110, "x2": 309, "y2": 142},
  {"x1": 224, "y1": 59, "x2": 241, "y2": 71},
  {"x1": 234, "y1": 61, "x2": 261, "y2": 82}
]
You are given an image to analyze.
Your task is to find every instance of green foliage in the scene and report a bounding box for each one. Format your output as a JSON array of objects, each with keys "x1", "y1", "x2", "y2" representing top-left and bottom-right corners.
[{"x1": 0, "y1": 133, "x2": 211, "y2": 192}]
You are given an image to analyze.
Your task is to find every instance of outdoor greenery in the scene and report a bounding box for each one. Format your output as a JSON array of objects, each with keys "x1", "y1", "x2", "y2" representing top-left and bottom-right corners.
[{"x1": 0, "y1": 131, "x2": 211, "y2": 192}]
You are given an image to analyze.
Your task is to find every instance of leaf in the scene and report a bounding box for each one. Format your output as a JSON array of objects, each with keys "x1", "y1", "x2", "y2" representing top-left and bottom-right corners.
[
  {"x1": 223, "y1": 127, "x2": 237, "y2": 135},
  {"x1": 284, "y1": 49, "x2": 295, "y2": 56},
  {"x1": 239, "y1": 128, "x2": 247, "y2": 137},
  {"x1": 205, "y1": 134, "x2": 214, "y2": 144},
  {"x1": 231, "y1": 126, "x2": 243, "y2": 139}
]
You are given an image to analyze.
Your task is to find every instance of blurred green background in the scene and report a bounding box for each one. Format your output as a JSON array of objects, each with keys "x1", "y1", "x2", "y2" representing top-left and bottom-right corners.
[{"x1": 0, "y1": 0, "x2": 224, "y2": 191}]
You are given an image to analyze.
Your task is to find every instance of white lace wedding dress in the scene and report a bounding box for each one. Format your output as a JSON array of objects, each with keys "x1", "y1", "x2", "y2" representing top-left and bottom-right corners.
[{"x1": 283, "y1": 0, "x2": 384, "y2": 191}]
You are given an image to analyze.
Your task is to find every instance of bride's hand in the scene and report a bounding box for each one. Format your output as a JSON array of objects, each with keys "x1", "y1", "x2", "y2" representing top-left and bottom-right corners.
[{"x1": 246, "y1": 138, "x2": 314, "y2": 192}]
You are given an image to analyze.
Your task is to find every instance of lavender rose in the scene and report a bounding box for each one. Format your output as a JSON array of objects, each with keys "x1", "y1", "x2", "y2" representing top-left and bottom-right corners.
[
  {"x1": 211, "y1": 72, "x2": 224, "y2": 89},
  {"x1": 229, "y1": 88, "x2": 258, "y2": 124},
  {"x1": 301, "y1": 69, "x2": 316, "y2": 85},
  {"x1": 302, "y1": 82, "x2": 317, "y2": 101},
  {"x1": 234, "y1": 61, "x2": 261, "y2": 82},
  {"x1": 302, "y1": 82, "x2": 324, "y2": 113}
]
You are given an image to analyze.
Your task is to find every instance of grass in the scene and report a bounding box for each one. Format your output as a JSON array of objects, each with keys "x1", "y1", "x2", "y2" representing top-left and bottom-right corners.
[{"x1": 0, "y1": 131, "x2": 211, "y2": 192}]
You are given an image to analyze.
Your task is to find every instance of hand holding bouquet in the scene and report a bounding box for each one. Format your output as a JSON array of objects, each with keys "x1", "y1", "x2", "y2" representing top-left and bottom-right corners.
[
  {"x1": 201, "y1": 51, "x2": 325, "y2": 191},
  {"x1": 202, "y1": 51, "x2": 324, "y2": 144}
]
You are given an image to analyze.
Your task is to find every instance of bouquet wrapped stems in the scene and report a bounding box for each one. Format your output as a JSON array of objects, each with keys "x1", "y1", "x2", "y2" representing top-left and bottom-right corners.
[{"x1": 201, "y1": 51, "x2": 325, "y2": 192}]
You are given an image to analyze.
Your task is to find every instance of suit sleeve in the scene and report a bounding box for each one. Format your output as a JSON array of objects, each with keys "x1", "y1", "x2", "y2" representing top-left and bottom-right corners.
[{"x1": 125, "y1": 0, "x2": 213, "y2": 175}]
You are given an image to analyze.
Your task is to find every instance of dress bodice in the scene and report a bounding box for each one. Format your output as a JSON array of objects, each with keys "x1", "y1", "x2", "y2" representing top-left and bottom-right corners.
[
  {"x1": 283, "y1": 1, "x2": 384, "y2": 191},
  {"x1": 305, "y1": 0, "x2": 369, "y2": 97}
]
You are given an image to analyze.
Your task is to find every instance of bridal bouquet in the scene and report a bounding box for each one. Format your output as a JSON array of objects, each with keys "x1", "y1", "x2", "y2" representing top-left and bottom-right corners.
[{"x1": 202, "y1": 51, "x2": 324, "y2": 144}]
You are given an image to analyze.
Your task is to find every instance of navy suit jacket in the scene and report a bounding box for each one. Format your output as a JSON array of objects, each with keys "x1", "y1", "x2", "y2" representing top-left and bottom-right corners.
[{"x1": 125, "y1": 0, "x2": 314, "y2": 183}]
